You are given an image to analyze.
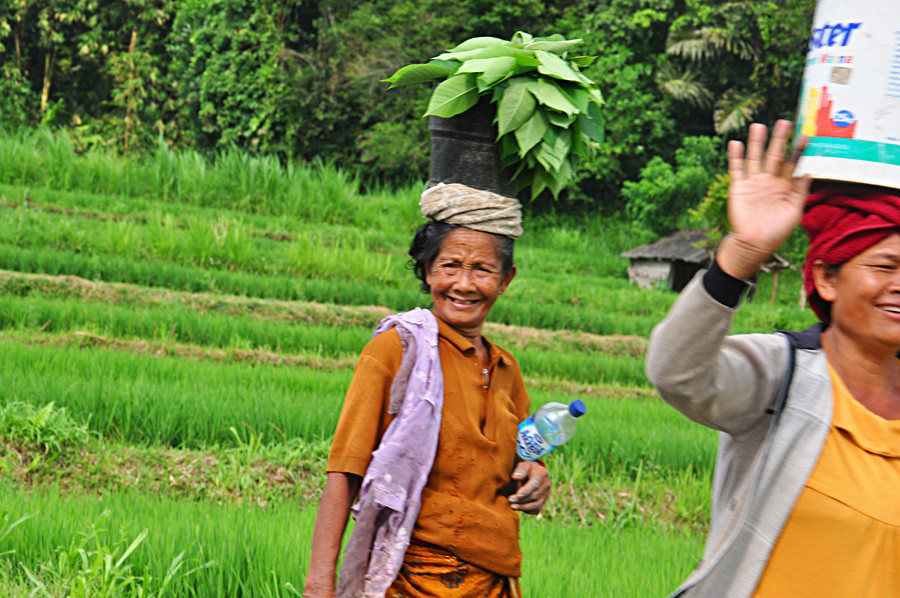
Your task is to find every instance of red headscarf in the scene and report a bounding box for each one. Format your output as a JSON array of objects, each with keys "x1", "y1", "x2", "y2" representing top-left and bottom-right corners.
[{"x1": 801, "y1": 186, "x2": 900, "y2": 321}]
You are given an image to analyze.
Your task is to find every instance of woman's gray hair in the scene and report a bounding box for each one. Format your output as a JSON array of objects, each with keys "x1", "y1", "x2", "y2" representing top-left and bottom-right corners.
[{"x1": 408, "y1": 221, "x2": 515, "y2": 294}]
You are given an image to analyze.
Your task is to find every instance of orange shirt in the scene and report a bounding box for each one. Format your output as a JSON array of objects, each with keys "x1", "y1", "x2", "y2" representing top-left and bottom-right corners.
[
  {"x1": 327, "y1": 315, "x2": 533, "y2": 578},
  {"x1": 754, "y1": 364, "x2": 900, "y2": 596}
]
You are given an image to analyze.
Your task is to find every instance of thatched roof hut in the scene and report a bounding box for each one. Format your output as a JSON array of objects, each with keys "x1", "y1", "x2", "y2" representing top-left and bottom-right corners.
[{"x1": 620, "y1": 229, "x2": 712, "y2": 292}]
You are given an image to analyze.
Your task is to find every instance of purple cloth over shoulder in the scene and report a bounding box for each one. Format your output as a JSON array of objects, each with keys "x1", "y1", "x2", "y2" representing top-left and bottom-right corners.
[{"x1": 335, "y1": 308, "x2": 444, "y2": 598}]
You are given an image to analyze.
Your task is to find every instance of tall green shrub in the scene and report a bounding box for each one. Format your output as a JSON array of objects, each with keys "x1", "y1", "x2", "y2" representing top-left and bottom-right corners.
[
  {"x1": 554, "y1": 0, "x2": 679, "y2": 208},
  {"x1": 167, "y1": 0, "x2": 299, "y2": 154},
  {"x1": 622, "y1": 136, "x2": 722, "y2": 235}
]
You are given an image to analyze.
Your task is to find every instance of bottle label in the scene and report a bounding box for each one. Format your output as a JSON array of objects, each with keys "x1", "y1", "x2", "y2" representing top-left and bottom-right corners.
[{"x1": 516, "y1": 416, "x2": 554, "y2": 461}]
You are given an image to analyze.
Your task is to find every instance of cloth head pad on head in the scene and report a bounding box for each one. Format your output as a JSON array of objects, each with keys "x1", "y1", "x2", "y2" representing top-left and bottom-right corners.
[
  {"x1": 419, "y1": 183, "x2": 523, "y2": 239},
  {"x1": 801, "y1": 186, "x2": 900, "y2": 321}
]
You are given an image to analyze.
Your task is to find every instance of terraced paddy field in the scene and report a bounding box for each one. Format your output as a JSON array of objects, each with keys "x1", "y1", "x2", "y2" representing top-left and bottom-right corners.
[{"x1": 0, "y1": 130, "x2": 818, "y2": 596}]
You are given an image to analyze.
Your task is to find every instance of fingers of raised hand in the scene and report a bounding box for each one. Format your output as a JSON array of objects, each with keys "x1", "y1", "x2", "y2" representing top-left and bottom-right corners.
[
  {"x1": 782, "y1": 133, "x2": 810, "y2": 180},
  {"x1": 731, "y1": 121, "x2": 811, "y2": 193},
  {"x1": 727, "y1": 139, "x2": 746, "y2": 182},
  {"x1": 744, "y1": 122, "x2": 769, "y2": 175},
  {"x1": 763, "y1": 120, "x2": 794, "y2": 175}
]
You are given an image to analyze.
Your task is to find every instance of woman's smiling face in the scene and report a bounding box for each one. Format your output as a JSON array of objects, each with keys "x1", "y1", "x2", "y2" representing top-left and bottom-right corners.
[
  {"x1": 425, "y1": 228, "x2": 515, "y2": 339},
  {"x1": 816, "y1": 233, "x2": 900, "y2": 351}
]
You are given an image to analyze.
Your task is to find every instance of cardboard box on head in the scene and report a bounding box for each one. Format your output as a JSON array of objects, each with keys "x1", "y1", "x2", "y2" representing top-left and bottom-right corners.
[{"x1": 795, "y1": 0, "x2": 900, "y2": 188}]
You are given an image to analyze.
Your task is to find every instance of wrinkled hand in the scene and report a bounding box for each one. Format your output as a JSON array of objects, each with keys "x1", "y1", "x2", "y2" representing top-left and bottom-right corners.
[
  {"x1": 721, "y1": 120, "x2": 812, "y2": 279},
  {"x1": 508, "y1": 461, "x2": 550, "y2": 514}
]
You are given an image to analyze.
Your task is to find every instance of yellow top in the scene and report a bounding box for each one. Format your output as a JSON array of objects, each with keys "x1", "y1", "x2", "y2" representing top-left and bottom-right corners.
[{"x1": 754, "y1": 364, "x2": 900, "y2": 596}]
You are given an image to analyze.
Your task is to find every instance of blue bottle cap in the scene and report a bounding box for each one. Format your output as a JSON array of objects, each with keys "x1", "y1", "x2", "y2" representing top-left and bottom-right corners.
[{"x1": 568, "y1": 399, "x2": 587, "y2": 418}]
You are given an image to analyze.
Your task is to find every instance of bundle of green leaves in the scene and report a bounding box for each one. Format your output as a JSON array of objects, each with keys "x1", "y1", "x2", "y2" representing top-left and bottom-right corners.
[{"x1": 383, "y1": 31, "x2": 605, "y2": 199}]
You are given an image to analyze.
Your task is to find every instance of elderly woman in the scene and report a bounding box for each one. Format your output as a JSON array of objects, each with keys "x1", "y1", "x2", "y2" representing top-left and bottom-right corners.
[
  {"x1": 646, "y1": 119, "x2": 900, "y2": 597},
  {"x1": 303, "y1": 184, "x2": 550, "y2": 598}
]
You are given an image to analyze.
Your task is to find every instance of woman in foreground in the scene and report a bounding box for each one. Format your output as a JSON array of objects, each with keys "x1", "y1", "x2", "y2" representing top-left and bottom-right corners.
[
  {"x1": 303, "y1": 184, "x2": 550, "y2": 598},
  {"x1": 646, "y1": 120, "x2": 899, "y2": 597}
]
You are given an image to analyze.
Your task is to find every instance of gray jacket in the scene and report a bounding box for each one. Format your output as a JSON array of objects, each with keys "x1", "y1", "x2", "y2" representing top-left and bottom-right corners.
[{"x1": 645, "y1": 274, "x2": 832, "y2": 597}]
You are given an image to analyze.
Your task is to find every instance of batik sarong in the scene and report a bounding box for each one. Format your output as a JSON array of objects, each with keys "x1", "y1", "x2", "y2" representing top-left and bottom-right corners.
[{"x1": 386, "y1": 541, "x2": 521, "y2": 598}]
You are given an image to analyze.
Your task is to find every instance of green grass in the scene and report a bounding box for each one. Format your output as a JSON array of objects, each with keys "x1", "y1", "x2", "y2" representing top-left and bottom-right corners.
[
  {"x1": 0, "y1": 337, "x2": 680, "y2": 450},
  {"x1": 0, "y1": 341, "x2": 350, "y2": 447},
  {"x1": 520, "y1": 519, "x2": 702, "y2": 596},
  {"x1": 0, "y1": 485, "x2": 703, "y2": 597},
  {"x1": 0, "y1": 239, "x2": 720, "y2": 337},
  {"x1": 0, "y1": 127, "x2": 828, "y2": 595},
  {"x1": 534, "y1": 392, "x2": 717, "y2": 475},
  {"x1": 0, "y1": 290, "x2": 649, "y2": 385},
  {"x1": 0, "y1": 485, "x2": 315, "y2": 597},
  {"x1": 0, "y1": 293, "x2": 373, "y2": 358}
]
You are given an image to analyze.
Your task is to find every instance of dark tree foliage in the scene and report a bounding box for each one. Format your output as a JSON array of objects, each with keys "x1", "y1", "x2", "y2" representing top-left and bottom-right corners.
[
  {"x1": 167, "y1": 0, "x2": 300, "y2": 153},
  {"x1": 0, "y1": 0, "x2": 815, "y2": 214}
]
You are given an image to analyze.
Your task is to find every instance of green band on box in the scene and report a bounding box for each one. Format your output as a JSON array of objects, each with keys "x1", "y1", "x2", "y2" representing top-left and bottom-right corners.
[{"x1": 805, "y1": 137, "x2": 900, "y2": 166}]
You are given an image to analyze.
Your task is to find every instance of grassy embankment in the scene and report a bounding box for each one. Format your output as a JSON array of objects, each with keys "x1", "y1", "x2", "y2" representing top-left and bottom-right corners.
[{"x1": 0, "y1": 129, "x2": 818, "y2": 596}]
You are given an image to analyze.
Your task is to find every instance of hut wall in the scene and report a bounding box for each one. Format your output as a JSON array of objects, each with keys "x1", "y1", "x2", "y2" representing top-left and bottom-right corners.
[{"x1": 626, "y1": 260, "x2": 671, "y2": 289}]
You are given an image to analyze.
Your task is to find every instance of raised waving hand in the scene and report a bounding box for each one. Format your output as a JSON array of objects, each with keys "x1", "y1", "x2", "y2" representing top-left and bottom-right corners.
[{"x1": 718, "y1": 120, "x2": 811, "y2": 280}]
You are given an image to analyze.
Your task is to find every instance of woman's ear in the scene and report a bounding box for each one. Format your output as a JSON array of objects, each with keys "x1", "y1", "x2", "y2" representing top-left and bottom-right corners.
[
  {"x1": 424, "y1": 262, "x2": 433, "y2": 289},
  {"x1": 812, "y1": 259, "x2": 838, "y2": 303},
  {"x1": 498, "y1": 265, "x2": 517, "y2": 295}
]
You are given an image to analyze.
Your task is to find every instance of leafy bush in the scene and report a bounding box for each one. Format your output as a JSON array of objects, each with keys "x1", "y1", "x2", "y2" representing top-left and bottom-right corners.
[
  {"x1": 0, "y1": 69, "x2": 33, "y2": 129},
  {"x1": 0, "y1": 401, "x2": 90, "y2": 453},
  {"x1": 623, "y1": 136, "x2": 722, "y2": 235},
  {"x1": 167, "y1": 0, "x2": 298, "y2": 154},
  {"x1": 688, "y1": 171, "x2": 809, "y2": 266},
  {"x1": 357, "y1": 120, "x2": 430, "y2": 187},
  {"x1": 554, "y1": 1, "x2": 680, "y2": 209},
  {"x1": 688, "y1": 172, "x2": 729, "y2": 237}
]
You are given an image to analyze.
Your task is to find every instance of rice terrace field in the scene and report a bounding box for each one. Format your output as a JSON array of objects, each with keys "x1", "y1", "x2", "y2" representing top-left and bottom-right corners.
[{"x1": 0, "y1": 129, "x2": 819, "y2": 596}]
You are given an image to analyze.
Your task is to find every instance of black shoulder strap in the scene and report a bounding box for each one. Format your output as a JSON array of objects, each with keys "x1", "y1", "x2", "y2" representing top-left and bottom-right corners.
[
  {"x1": 777, "y1": 322, "x2": 824, "y2": 350},
  {"x1": 768, "y1": 322, "x2": 824, "y2": 417},
  {"x1": 768, "y1": 335, "x2": 797, "y2": 419}
]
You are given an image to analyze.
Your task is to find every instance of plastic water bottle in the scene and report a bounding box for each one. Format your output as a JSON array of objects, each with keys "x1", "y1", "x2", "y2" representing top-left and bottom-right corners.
[{"x1": 516, "y1": 400, "x2": 587, "y2": 461}]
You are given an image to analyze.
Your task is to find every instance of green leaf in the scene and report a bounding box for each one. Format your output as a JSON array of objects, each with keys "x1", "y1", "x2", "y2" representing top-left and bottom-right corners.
[
  {"x1": 534, "y1": 50, "x2": 583, "y2": 82},
  {"x1": 460, "y1": 56, "x2": 518, "y2": 89},
  {"x1": 514, "y1": 53, "x2": 540, "y2": 69},
  {"x1": 511, "y1": 31, "x2": 534, "y2": 46},
  {"x1": 529, "y1": 169, "x2": 550, "y2": 199},
  {"x1": 497, "y1": 79, "x2": 537, "y2": 137},
  {"x1": 509, "y1": 159, "x2": 530, "y2": 186},
  {"x1": 576, "y1": 114, "x2": 599, "y2": 146},
  {"x1": 562, "y1": 86, "x2": 590, "y2": 114},
  {"x1": 499, "y1": 134, "x2": 518, "y2": 161},
  {"x1": 578, "y1": 101, "x2": 605, "y2": 143},
  {"x1": 547, "y1": 127, "x2": 573, "y2": 165},
  {"x1": 446, "y1": 37, "x2": 509, "y2": 53},
  {"x1": 429, "y1": 58, "x2": 463, "y2": 69},
  {"x1": 570, "y1": 55, "x2": 597, "y2": 67},
  {"x1": 525, "y1": 78, "x2": 580, "y2": 116},
  {"x1": 383, "y1": 63, "x2": 455, "y2": 87},
  {"x1": 115, "y1": 529, "x2": 149, "y2": 570},
  {"x1": 535, "y1": 139, "x2": 565, "y2": 172},
  {"x1": 549, "y1": 159, "x2": 572, "y2": 196},
  {"x1": 547, "y1": 111, "x2": 575, "y2": 128},
  {"x1": 571, "y1": 123, "x2": 587, "y2": 157},
  {"x1": 525, "y1": 39, "x2": 583, "y2": 55},
  {"x1": 514, "y1": 110, "x2": 549, "y2": 156},
  {"x1": 435, "y1": 44, "x2": 519, "y2": 63},
  {"x1": 424, "y1": 74, "x2": 479, "y2": 118},
  {"x1": 457, "y1": 57, "x2": 514, "y2": 76}
]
